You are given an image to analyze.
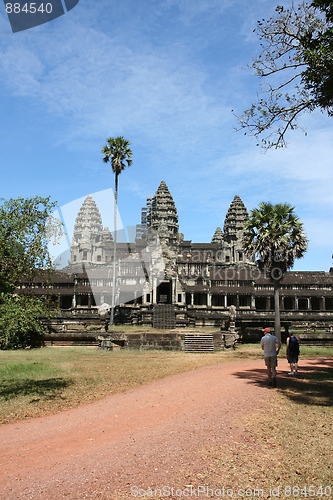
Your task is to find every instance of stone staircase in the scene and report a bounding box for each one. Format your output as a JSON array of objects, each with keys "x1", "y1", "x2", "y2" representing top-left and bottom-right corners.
[
  {"x1": 184, "y1": 333, "x2": 214, "y2": 353},
  {"x1": 153, "y1": 304, "x2": 176, "y2": 329}
]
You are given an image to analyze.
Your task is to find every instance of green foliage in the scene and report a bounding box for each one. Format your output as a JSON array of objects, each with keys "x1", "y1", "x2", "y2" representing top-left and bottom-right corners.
[
  {"x1": 0, "y1": 196, "x2": 62, "y2": 292},
  {"x1": 101, "y1": 136, "x2": 132, "y2": 325},
  {"x1": 238, "y1": 1, "x2": 333, "y2": 148},
  {"x1": 243, "y1": 201, "x2": 307, "y2": 339},
  {"x1": 303, "y1": 1, "x2": 333, "y2": 109},
  {"x1": 101, "y1": 136, "x2": 133, "y2": 175},
  {"x1": 0, "y1": 360, "x2": 59, "y2": 379},
  {"x1": 243, "y1": 202, "x2": 308, "y2": 279},
  {"x1": 0, "y1": 294, "x2": 48, "y2": 349}
]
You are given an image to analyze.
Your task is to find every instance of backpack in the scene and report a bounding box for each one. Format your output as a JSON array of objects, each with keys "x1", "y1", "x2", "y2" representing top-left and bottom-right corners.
[{"x1": 289, "y1": 336, "x2": 300, "y2": 354}]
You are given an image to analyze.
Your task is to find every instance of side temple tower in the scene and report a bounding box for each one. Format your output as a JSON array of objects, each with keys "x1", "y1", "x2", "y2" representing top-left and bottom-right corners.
[{"x1": 70, "y1": 195, "x2": 113, "y2": 265}]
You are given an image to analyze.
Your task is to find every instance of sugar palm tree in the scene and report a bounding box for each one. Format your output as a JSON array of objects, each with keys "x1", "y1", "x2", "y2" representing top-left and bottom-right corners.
[
  {"x1": 102, "y1": 136, "x2": 132, "y2": 325},
  {"x1": 243, "y1": 202, "x2": 308, "y2": 340}
]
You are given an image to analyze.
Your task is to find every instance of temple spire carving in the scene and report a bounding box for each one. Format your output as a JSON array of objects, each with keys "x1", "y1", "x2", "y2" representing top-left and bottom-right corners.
[
  {"x1": 70, "y1": 195, "x2": 112, "y2": 265},
  {"x1": 69, "y1": 188, "x2": 253, "y2": 271},
  {"x1": 212, "y1": 226, "x2": 224, "y2": 245},
  {"x1": 137, "y1": 180, "x2": 179, "y2": 247},
  {"x1": 223, "y1": 195, "x2": 249, "y2": 238}
]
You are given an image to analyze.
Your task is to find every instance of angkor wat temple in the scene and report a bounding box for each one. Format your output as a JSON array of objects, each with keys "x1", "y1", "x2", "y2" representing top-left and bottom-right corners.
[{"x1": 20, "y1": 181, "x2": 333, "y2": 344}]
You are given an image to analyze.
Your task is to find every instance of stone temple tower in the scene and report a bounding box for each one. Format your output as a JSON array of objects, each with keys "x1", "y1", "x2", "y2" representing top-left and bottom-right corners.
[
  {"x1": 137, "y1": 181, "x2": 179, "y2": 247},
  {"x1": 70, "y1": 195, "x2": 113, "y2": 265},
  {"x1": 224, "y1": 195, "x2": 249, "y2": 237},
  {"x1": 222, "y1": 195, "x2": 249, "y2": 265},
  {"x1": 211, "y1": 226, "x2": 224, "y2": 244}
]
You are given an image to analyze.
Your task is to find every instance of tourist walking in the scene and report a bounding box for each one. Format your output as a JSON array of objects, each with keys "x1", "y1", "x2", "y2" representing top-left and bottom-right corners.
[
  {"x1": 286, "y1": 331, "x2": 300, "y2": 375},
  {"x1": 260, "y1": 327, "x2": 281, "y2": 387}
]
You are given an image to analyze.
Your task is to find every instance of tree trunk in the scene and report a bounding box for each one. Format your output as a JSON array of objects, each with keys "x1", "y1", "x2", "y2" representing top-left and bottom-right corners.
[
  {"x1": 274, "y1": 279, "x2": 281, "y2": 341},
  {"x1": 110, "y1": 172, "x2": 118, "y2": 326}
]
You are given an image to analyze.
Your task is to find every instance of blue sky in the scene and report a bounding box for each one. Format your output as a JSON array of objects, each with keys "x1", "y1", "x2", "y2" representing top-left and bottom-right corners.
[{"x1": 1, "y1": 0, "x2": 333, "y2": 271}]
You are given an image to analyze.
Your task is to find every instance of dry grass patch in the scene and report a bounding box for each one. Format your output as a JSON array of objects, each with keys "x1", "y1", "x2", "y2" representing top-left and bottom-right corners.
[
  {"x1": 192, "y1": 360, "x2": 333, "y2": 497},
  {"x1": 1, "y1": 344, "x2": 332, "y2": 498},
  {"x1": 0, "y1": 346, "x2": 249, "y2": 424}
]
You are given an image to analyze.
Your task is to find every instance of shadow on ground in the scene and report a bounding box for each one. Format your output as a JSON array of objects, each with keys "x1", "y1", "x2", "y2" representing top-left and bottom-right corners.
[
  {"x1": 232, "y1": 358, "x2": 333, "y2": 407},
  {"x1": 0, "y1": 378, "x2": 73, "y2": 401}
]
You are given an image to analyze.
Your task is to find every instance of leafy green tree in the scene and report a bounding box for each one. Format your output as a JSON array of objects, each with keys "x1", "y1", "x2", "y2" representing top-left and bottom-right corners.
[
  {"x1": 237, "y1": 1, "x2": 333, "y2": 148},
  {"x1": 0, "y1": 196, "x2": 62, "y2": 293},
  {"x1": 0, "y1": 196, "x2": 62, "y2": 348},
  {"x1": 0, "y1": 294, "x2": 49, "y2": 349},
  {"x1": 101, "y1": 136, "x2": 133, "y2": 325},
  {"x1": 242, "y1": 202, "x2": 308, "y2": 340},
  {"x1": 303, "y1": 1, "x2": 333, "y2": 109}
]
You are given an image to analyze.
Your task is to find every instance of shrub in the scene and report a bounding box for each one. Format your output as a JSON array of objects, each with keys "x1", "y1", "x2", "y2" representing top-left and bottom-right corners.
[{"x1": 0, "y1": 294, "x2": 47, "y2": 349}]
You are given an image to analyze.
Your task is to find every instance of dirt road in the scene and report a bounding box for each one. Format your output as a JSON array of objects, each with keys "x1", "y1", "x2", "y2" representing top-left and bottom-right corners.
[{"x1": 0, "y1": 357, "x2": 317, "y2": 499}]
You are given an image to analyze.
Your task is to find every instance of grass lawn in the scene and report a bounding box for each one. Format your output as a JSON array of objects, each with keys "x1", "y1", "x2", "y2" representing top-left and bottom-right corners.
[
  {"x1": 0, "y1": 345, "x2": 254, "y2": 424},
  {"x1": 0, "y1": 344, "x2": 331, "y2": 424}
]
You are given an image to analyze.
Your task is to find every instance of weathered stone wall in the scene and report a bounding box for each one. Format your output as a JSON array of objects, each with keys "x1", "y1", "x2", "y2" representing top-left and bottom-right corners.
[
  {"x1": 43, "y1": 327, "x2": 236, "y2": 351},
  {"x1": 110, "y1": 332, "x2": 184, "y2": 350},
  {"x1": 42, "y1": 311, "x2": 333, "y2": 348}
]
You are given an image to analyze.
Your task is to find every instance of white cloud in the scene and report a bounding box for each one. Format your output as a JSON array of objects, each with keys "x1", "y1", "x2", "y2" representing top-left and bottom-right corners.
[
  {"x1": 0, "y1": 16, "x2": 230, "y2": 157},
  {"x1": 1, "y1": 45, "x2": 43, "y2": 95}
]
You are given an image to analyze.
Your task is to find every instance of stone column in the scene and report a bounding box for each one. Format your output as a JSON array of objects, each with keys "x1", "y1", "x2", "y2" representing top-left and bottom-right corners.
[
  {"x1": 152, "y1": 277, "x2": 157, "y2": 304},
  {"x1": 280, "y1": 296, "x2": 285, "y2": 311},
  {"x1": 266, "y1": 296, "x2": 270, "y2": 311},
  {"x1": 171, "y1": 277, "x2": 176, "y2": 305},
  {"x1": 207, "y1": 292, "x2": 212, "y2": 307}
]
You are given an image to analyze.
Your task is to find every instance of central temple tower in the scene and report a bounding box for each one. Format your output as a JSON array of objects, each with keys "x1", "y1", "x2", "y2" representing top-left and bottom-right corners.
[{"x1": 137, "y1": 180, "x2": 179, "y2": 246}]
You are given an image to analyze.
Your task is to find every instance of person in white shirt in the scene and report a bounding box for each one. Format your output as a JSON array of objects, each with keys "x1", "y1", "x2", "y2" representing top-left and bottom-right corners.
[{"x1": 260, "y1": 327, "x2": 281, "y2": 387}]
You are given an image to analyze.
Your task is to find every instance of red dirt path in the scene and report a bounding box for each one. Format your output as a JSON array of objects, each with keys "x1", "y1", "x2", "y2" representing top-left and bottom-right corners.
[{"x1": 0, "y1": 357, "x2": 324, "y2": 499}]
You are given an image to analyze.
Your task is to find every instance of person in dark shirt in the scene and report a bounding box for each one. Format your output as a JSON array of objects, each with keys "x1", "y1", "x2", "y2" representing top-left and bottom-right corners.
[{"x1": 286, "y1": 331, "x2": 300, "y2": 375}]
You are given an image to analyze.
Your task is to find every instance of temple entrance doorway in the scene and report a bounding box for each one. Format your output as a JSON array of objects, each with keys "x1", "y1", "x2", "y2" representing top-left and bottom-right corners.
[{"x1": 156, "y1": 281, "x2": 172, "y2": 304}]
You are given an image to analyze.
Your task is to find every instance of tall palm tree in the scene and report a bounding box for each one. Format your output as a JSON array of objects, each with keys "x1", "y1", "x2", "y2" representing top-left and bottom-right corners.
[
  {"x1": 102, "y1": 136, "x2": 132, "y2": 325},
  {"x1": 242, "y1": 202, "x2": 308, "y2": 340}
]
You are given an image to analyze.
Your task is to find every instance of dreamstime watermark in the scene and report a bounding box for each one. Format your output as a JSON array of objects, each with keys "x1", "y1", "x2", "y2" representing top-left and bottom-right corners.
[
  {"x1": 3, "y1": 0, "x2": 80, "y2": 33},
  {"x1": 130, "y1": 484, "x2": 332, "y2": 498}
]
